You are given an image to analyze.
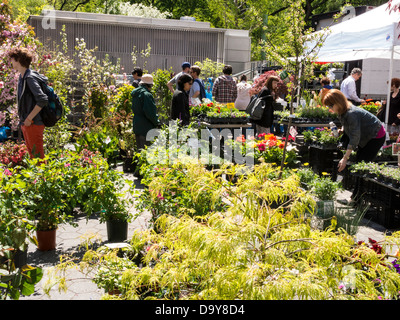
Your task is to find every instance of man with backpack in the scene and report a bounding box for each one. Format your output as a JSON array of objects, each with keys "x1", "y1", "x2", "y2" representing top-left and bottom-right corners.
[
  {"x1": 189, "y1": 65, "x2": 206, "y2": 105},
  {"x1": 8, "y1": 47, "x2": 48, "y2": 159}
]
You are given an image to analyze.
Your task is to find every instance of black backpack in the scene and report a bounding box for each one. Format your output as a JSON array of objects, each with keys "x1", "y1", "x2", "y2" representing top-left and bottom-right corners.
[
  {"x1": 40, "y1": 84, "x2": 64, "y2": 127},
  {"x1": 31, "y1": 72, "x2": 64, "y2": 127}
]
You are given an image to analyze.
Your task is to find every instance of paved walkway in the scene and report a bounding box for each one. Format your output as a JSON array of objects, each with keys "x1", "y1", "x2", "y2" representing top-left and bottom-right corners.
[
  {"x1": 20, "y1": 170, "x2": 151, "y2": 300},
  {"x1": 19, "y1": 172, "x2": 398, "y2": 300}
]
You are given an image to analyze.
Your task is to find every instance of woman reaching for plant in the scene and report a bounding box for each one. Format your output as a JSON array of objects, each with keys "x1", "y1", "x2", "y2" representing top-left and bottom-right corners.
[{"x1": 323, "y1": 89, "x2": 385, "y2": 205}]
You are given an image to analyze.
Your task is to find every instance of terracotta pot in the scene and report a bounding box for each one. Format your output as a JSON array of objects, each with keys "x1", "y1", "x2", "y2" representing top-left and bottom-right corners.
[{"x1": 36, "y1": 229, "x2": 57, "y2": 251}]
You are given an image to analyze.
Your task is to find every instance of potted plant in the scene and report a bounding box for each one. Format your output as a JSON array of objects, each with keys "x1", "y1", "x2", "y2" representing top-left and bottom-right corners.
[
  {"x1": 119, "y1": 126, "x2": 137, "y2": 173},
  {"x1": 91, "y1": 168, "x2": 135, "y2": 242},
  {"x1": 0, "y1": 202, "x2": 36, "y2": 268},
  {"x1": 22, "y1": 155, "x2": 78, "y2": 251},
  {"x1": 310, "y1": 175, "x2": 342, "y2": 221}
]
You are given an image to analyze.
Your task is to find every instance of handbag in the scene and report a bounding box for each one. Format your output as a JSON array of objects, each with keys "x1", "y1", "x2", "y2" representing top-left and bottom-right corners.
[{"x1": 245, "y1": 96, "x2": 265, "y2": 120}]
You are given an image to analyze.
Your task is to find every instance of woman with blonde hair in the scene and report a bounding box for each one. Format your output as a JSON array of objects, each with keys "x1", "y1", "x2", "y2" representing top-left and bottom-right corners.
[{"x1": 323, "y1": 89, "x2": 385, "y2": 205}]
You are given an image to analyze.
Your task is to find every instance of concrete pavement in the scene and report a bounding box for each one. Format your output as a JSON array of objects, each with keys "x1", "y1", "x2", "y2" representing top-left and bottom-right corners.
[{"x1": 19, "y1": 173, "x2": 398, "y2": 300}]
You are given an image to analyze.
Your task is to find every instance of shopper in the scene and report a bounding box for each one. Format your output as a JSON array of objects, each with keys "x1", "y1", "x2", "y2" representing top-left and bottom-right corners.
[
  {"x1": 234, "y1": 75, "x2": 252, "y2": 110},
  {"x1": 131, "y1": 74, "x2": 159, "y2": 151},
  {"x1": 189, "y1": 65, "x2": 206, "y2": 105},
  {"x1": 167, "y1": 62, "x2": 191, "y2": 93},
  {"x1": 318, "y1": 76, "x2": 333, "y2": 104},
  {"x1": 378, "y1": 77, "x2": 400, "y2": 126},
  {"x1": 131, "y1": 67, "x2": 143, "y2": 88},
  {"x1": 323, "y1": 89, "x2": 385, "y2": 205},
  {"x1": 252, "y1": 75, "x2": 280, "y2": 136},
  {"x1": 212, "y1": 65, "x2": 237, "y2": 104},
  {"x1": 340, "y1": 68, "x2": 365, "y2": 106},
  {"x1": 8, "y1": 47, "x2": 47, "y2": 159},
  {"x1": 171, "y1": 74, "x2": 193, "y2": 126}
]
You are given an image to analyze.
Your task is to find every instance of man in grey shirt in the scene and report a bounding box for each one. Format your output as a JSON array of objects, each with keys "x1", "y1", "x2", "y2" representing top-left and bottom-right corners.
[{"x1": 167, "y1": 62, "x2": 191, "y2": 93}]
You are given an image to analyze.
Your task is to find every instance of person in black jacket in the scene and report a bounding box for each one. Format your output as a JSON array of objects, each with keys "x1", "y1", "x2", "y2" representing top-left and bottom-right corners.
[
  {"x1": 131, "y1": 67, "x2": 143, "y2": 88},
  {"x1": 253, "y1": 75, "x2": 280, "y2": 136},
  {"x1": 171, "y1": 74, "x2": 193, "y2": 126},
  {"x1": 378, "y1": 77, "x2": 400, "y2": 126},
  {"x1": 8, "y1": 47, "x2": 48, "y2": 159}
]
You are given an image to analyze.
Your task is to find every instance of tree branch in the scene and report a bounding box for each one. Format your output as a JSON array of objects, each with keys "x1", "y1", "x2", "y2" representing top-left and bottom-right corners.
[
  {"x1": 269, "y1": 6, "x2": 290, "y2": 16},
  {"x1": 72, "y1": 0, "x2": 92, "y2": 12}
]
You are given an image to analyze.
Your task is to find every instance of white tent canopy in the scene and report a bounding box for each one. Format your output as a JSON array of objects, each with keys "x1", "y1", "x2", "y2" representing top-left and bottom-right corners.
[
  {"x1": 309, "y1": 1, "x2": 400, "y2": 126},
  {"x1": 312, "y1": 1, "x2": 400, "y2": 62}
]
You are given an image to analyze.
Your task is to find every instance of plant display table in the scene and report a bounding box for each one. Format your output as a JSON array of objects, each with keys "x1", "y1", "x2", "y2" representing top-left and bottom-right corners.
[
  {"x1": 275, "y1": 119, "x2": 341, "y2": 128},
  {"x1": 358, "y1": 177, "x2": 400, "y2": 229},
  {"x1": 342, "y1": 164, "x2": 400, "y2": 229},
  {"x1": 200, "y1": 122, "x2": 253, "y2": 130}
]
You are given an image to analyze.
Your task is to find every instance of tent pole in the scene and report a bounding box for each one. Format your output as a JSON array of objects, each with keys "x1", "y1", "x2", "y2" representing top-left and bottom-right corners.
[{"x1": 385, "y1": 44, "x2": 394, "y2": 127}]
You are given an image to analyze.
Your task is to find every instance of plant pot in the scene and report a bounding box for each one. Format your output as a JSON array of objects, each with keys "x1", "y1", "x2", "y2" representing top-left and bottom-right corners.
[
  {"x1": 106, "y1": 220, "x2": 128, "y2": 243},
  {"x1": 316, "y1": 200, "x2": 334, "y2": 218},
  {"x1": 122, "y1": 157, "x2": 136, "y2": 173},
  {"x1": 36, "y1": 229, "x2": 57, "y2": 251},
  {"x1": 14, "y1": 249, "x2": 28, "y2": 268},
  {"x1": 0, "y1": 249, "x2": 27, "y2": 268}
]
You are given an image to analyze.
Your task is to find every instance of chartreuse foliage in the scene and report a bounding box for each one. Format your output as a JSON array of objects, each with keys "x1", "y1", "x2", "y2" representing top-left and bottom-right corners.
[{"x1": 80, "y1": 162, "x2": 400, "y2": 300}]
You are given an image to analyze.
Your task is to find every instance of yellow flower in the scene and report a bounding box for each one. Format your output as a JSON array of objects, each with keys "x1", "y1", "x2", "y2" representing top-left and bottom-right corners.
[
  {"x1": 321, "y1": 172, "x2": 329, "y2": 176},
  {"x1": 303, "y1": 163, "x2": 309, "y2": 166}
]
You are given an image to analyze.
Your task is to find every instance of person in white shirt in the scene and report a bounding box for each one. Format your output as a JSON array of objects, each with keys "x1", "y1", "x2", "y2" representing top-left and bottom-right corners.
[
  {"x1": 340, "y1": 68, "x2": 365, "y2": 105},
  {"x1": 234, "y1": 75, "x2": 252, "y2": 110}
]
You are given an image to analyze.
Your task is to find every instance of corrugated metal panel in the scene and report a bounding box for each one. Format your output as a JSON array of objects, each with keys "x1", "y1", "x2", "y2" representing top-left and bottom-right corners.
[{"x1": 29, "y1": 16, "x2": 225, "y2": 74}]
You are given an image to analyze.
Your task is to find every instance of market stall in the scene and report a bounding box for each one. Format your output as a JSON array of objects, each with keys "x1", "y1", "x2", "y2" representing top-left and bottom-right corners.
[{"x1": 308, "y1": 0, "x2": 400, "y2": 126}]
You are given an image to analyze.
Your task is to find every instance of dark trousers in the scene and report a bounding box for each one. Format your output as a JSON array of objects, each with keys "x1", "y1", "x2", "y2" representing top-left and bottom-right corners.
[{"x1": 136, "y1": 135, "x2": 151, "y2": 152}]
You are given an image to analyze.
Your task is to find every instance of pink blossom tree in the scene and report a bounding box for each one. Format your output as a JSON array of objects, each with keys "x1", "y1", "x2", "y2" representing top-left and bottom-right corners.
[{"x1": 0, "y1": 1, "x2": 41, "y2": 130}]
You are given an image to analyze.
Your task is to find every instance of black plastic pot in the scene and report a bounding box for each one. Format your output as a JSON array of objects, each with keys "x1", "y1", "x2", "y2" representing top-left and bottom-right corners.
[
  {"x1": 106, "y1": 220, "x2": 128, "y2": 242},
  {"x1": 14, "y1": 249, "x2": 28, "y2": 268},
  {"x1": 122, "y1": 157, "x2": 136, "y2": 173}
]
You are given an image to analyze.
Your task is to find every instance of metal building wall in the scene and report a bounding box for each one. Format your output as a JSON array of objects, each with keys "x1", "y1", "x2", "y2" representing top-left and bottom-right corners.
[{"x1": 28, "y1": 15, "x2": 225, "y2": 74}]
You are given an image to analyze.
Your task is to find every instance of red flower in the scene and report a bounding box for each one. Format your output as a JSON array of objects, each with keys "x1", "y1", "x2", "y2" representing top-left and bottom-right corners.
[
  {"x1": 236, "y1": 135, "x2": 246, "y2": 144},
  {"x1": 257, "y1": 142, "x2": 266, "y2": 152}
]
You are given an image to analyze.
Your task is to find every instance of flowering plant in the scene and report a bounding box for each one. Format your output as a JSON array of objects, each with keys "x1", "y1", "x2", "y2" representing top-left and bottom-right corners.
[
  {"x1": 233, "y1": 133, "x2": 297, "y2": 167},
  {"x1": 360, "y1": 100, "x2": 381, "y2": 115},
  {"x1": 249, "y1": 70, "x2": 288, "y2": 97},
  {"x1": 0, "y1": 140, "x2": 28, "y2": 168},
  {"x1": 254, "y1": 133, "x2": 297, "y2": 166},
  {"x1": 0, "y1": 5, "x2": 41, "y2": 130},
  {"x1": 303, "y1": 127, "x2": 340, "y2": 146}
]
